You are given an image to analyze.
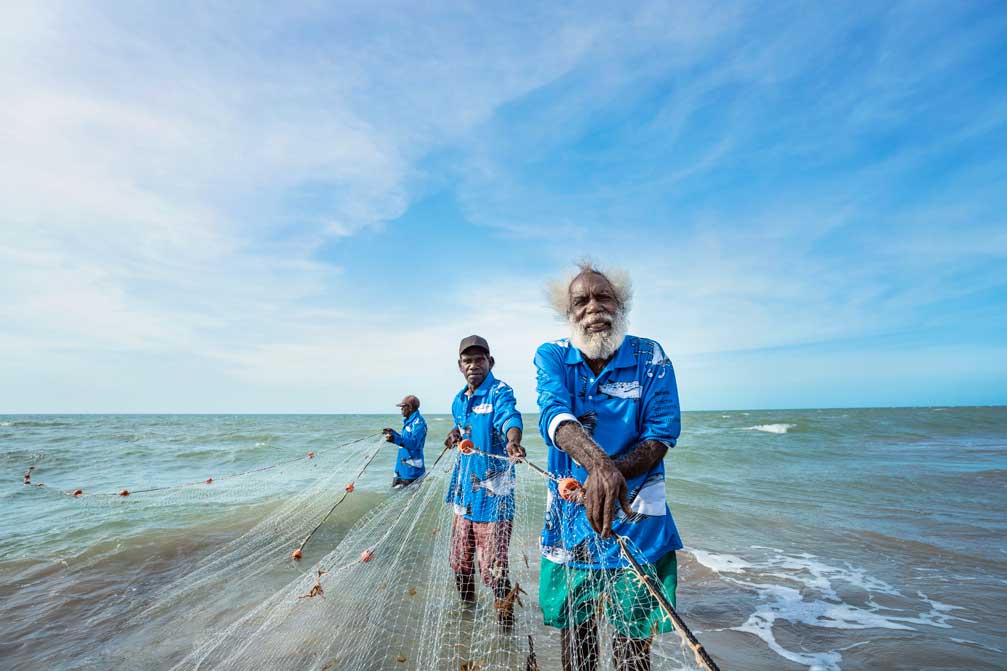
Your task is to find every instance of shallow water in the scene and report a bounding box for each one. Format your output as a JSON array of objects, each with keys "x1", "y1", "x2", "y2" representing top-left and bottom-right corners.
[{"x1": 1, "y1": 408, "x2": 1005, "y2": 670}]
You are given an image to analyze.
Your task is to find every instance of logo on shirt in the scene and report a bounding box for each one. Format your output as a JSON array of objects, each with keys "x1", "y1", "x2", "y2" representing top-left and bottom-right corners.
[
  {"x1": 473, "y1": 403, "x2": 493, "y2": 414},
  {"x1": 598, "y1": 380, "x2": 641, "y2": 399}
]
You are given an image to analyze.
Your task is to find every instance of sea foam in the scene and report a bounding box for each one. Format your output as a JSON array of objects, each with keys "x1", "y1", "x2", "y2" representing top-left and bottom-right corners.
[
  {"x1": 744, "y1": 423, "x2": 795, "y2": 434},
  {"x1": 688, "y1": 547, "x2": 967, "y2": 671}
]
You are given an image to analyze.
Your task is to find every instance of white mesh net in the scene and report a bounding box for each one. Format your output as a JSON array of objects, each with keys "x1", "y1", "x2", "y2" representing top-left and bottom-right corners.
[{"x1": 82, "y1": 437, "x2": 712, "y2": 671}]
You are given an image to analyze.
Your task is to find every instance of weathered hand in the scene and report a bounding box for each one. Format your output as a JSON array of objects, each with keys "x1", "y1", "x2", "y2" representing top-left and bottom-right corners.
[
  {"x1": 444, "y1": 427, "x2": 462, "y2": 449},
  {"x1": 382, "y1": 428, "x2": 396, "y2": 443},
  {"x1": 505, "y1": 440, "x2": 526, "y2": 460},
  {"x1": 582, "y1": 461, "x2": 632, "y2": 538}
]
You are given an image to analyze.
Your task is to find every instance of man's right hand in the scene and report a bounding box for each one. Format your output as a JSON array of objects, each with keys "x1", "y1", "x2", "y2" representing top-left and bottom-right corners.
[
  {"x1": 582, "y1": 461, "x2": 633, "y2": 539},
  {"x1": 444, "y1": 427, "x2": 462, "y2": 449},
  {"x1": 382, "y1": 428, "x2": 396, "y2": 443}
]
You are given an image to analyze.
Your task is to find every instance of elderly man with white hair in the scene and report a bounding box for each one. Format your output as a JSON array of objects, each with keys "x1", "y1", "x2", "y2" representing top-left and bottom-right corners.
[{"x1": 535, "y1": 262, "x2": 683, "y2": 671}]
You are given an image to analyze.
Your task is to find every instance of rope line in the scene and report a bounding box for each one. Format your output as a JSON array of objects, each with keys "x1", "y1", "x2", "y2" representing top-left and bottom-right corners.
[
  {"x1": 21, "y1": 431, "x2": 383, "y2": 499},
  {"x1": 304, "y1": 445, "x2": 453, "y2": 582},
  {"x1": 465, "y1": 445, "x2": 722, "y2": 670},
  {"x1": 292, "y1": 437, "x2": 388, "y2": 560},
  {"x1": 615, "y1": 535, "x2": 722, "y2": 671}
]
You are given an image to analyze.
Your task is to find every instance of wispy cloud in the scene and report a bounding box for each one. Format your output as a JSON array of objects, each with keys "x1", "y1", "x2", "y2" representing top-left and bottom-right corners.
[{"x1": 1, "y1": 1, "x2": 1004, "y2": 411}]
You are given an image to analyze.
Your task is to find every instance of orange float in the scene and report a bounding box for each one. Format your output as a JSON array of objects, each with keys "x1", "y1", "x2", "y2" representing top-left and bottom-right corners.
[
  {"x1": 291, "y1": 549, "x2": 303, "y2": 560},
  {"x1": 458, "y1": 439, "x2": 475, "y2": 455},
  {"x1": 557, "y1": 478, "x2": 583, "y2": 503},
  {"x1": 307, "y1": 451, "x2": 315, "y2": 459},
  {"x1": 205, "y1": 477, "x2": 213, "y2": 484},
  {"x1": 345, "y1": 483, "x2": 355, "y2": 492},
  {"x1": 360, "y1": 549, "x2": 374, "y2": 562},
  {"x1": 72, "y1": 489, "x2": 83, "y2": 497},
  {"x1": 119, "y1": 489, "x2": 130, "y2": 497}
]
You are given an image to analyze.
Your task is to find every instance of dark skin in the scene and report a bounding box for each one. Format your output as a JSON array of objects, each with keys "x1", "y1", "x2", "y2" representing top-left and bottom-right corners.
[
  {"x1": 556, "y1": 271, "x2": 667, "y2": 538},
  {"x1": 560, "y1": 622, "x2": 653, "y2": 671},
  {"x1": 557, "y1": 272, "x2": 668, "y2": 671},
  {"x1": 382, "y1": 396, "x2": 418, "y2": 442},
  {"x1": 444, "y1": 347, "x2": 525, "y2": 459}
]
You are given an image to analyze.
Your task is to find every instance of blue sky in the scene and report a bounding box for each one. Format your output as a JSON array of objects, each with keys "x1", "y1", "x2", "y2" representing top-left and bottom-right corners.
[{"x1": 1, "y1": 1, "x2": 1004, "y2": 413}]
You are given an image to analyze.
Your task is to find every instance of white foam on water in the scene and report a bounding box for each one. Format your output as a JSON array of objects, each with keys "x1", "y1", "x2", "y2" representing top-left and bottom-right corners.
[
  {"x1": 689, "y1": 549, "x2": 752, "y2": 573},
  {"x1": 688, "y1": 548, "x2": 967, "y2": 671},
  {"x1": 743, "y1": 424, "x2": 796, "y2": 434},
  {"x1": 950, "y1": 638, "x2": 1003, "y2": 653},
  {"x1": 0, "y1": 421, "x2": 10, "y2": 426}
]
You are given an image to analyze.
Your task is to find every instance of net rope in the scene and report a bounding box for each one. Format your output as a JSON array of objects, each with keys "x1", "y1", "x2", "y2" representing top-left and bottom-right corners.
[{"x1": 33, "y1": 433, "x2": 718, "y2": 670}]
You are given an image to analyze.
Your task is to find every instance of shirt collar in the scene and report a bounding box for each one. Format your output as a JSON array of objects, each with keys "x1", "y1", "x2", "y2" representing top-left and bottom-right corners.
[
  {"x1": 403, "y1": 410, "x2": 420, "y2": 424},
  {"x1": 564, "y1": 336, "x2": 636, "y2": 370}
]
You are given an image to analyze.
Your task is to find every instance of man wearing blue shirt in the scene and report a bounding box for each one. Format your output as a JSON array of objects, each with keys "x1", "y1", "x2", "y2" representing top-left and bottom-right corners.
[
  {"x1": 444, "y1": 335, "x2": 525, "y2": 625},
  {"x1": 382, "y1": 394, "x2": 427, "y2": 488},
  {"x1": 536, "y1": 264, "x2": 683, "y2": 671}
]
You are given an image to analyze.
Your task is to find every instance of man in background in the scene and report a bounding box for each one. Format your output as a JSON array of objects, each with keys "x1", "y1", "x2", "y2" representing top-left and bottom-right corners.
[{"x1": 383, "y1": 394, "x2": 427, "y2": 488}]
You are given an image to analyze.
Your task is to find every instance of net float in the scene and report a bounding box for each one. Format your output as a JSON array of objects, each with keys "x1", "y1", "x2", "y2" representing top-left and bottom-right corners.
[
  {"x1": 360, "y1": 549, "x2": 374, "y2": 562},
  {"x1": 557, "y1": 477, "x2": 583, "y2": 503},
  {"x1": 205, "y1": 477, "x2": 213, "y2": 484},
  {"x1": 458, "y1": 439, "x2": 475, "y2": 454},
  {"x1": 345, "y1": 483, "x2": 355, "y2": 492},
  {"x1": 72, "y1": 489, "x2": 83, "y2": 497},
  {"x1": 119, "y1": 489, "x2": 130, "y2": 497},
  {"x1": 291, "y1": 549, "x2": 303, "y2": 560},
  {"x1": 307, "y1": 451, "x2": 315, "y2": 459}
]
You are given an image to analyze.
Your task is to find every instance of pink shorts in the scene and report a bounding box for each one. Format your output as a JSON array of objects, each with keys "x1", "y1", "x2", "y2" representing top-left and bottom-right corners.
[{"x1": 449, "y1": 514, "x2": 512, "y2": 587}]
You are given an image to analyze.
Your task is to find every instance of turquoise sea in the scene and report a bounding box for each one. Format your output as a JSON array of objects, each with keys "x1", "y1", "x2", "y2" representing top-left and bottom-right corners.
[{"x1": 1, "y1": 408, "x2": 1004, "y2": 670}]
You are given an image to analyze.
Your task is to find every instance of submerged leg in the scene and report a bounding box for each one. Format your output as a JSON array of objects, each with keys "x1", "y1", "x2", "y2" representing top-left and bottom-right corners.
[
  {"x1": 561, "y1": 617, "x2": 599, "y2": 671},
  {"x1": 449, "y1": 514, "x2": 477, "y2": 604},
  {"x1": 455, "y1": 572, "x2": 476, "y2": 605},
  {"x1": 612, "y1": 635, "x2": 652, "y2": 671}
]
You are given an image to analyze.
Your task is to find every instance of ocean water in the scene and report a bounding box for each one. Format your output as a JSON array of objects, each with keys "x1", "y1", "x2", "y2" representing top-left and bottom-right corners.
[{"x1": 0, "y1": 408, "x2": 1004, "y2": 670}]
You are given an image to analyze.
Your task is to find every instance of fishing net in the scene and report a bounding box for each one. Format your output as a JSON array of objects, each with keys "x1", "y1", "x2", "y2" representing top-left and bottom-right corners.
[{"x1": 64, "y1": 434, "x2": 712, "y2": 671}]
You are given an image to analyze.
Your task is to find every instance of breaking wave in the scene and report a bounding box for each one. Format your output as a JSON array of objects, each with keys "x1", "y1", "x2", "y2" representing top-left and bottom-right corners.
[{"x1": 743, "y1": 424, "x2": 795, "y2": 434}]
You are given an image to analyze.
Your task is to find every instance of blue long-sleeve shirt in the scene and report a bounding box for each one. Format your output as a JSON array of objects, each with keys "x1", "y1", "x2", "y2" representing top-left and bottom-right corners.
[
  {"x1": 535, "y1": 335, "x2": 683, "y2": 568},
  {"x1": 445, "y1": 372, "x2": 523, "y2": 522},
  {"x1": 391, "y1": 410, "x2": 427, "y2": 481}
]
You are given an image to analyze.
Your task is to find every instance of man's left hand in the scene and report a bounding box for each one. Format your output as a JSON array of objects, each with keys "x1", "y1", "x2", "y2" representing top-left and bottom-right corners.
[{"x1": 382, "y1": 428, "x2": 397, "y2": 443}]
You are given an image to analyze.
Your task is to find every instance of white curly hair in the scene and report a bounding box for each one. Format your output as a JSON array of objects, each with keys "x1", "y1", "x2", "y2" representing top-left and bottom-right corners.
[{"x1": 546, "y1": 260, "x2": 633, "y2": 318}]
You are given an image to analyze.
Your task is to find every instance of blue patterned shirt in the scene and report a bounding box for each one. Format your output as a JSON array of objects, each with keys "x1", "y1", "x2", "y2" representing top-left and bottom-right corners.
[
  {"x1": 391, "y1": 410, "x2": 427, "y2": 481},
  {"x1": 535, "y1": 335, "x2": 683, "y2": 569},
  {"x1": 445, "y1": 372, "x2": 523, "y2": 523}
]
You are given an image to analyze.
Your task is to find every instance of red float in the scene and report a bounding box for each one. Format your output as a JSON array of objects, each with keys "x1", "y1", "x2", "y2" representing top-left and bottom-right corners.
[{"x1": 557, "y1": 477, "x2": 583, "y2": 503}]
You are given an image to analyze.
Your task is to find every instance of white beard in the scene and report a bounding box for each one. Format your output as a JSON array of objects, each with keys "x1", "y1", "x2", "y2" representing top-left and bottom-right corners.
[{"x1": 569, "y1": 309, "x2": 628, "y2": 361}]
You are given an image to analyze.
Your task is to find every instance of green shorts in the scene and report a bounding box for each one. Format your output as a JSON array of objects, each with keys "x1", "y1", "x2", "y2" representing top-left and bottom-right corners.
[{"x1": 539, "y1": 551, "x2": 678, "y2": 640}]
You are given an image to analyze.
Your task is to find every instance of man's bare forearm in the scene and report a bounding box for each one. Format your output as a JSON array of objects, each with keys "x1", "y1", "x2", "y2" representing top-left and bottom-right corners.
[
  {"x1": 613, "y1": 440, "x2": 668, "y2": 479},
  {"x1": 555, "y1": 423, "x2": 666, "y2": 478},
  {"x1": 554, "y1": 421, "x2": 612, "y2": 471}
]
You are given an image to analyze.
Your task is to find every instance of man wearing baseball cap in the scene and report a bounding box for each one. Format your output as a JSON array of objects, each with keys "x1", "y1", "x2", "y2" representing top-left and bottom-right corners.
[
  {"x1": 382, "y1": 394, "x2": 427, "y2": 488},
  {"x1": 444, "y1": 335, "x2": 526, "y2": 625}
]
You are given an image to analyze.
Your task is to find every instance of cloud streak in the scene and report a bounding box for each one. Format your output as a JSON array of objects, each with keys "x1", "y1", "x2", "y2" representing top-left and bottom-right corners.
[{"x1": 2, "y1": 1, "x2": 1004, "y2": 411}]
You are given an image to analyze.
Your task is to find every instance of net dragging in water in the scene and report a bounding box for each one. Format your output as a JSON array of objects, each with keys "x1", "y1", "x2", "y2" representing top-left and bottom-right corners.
[{"x1": 109, "y1": 438, "x2": 715, "y2": 670}]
